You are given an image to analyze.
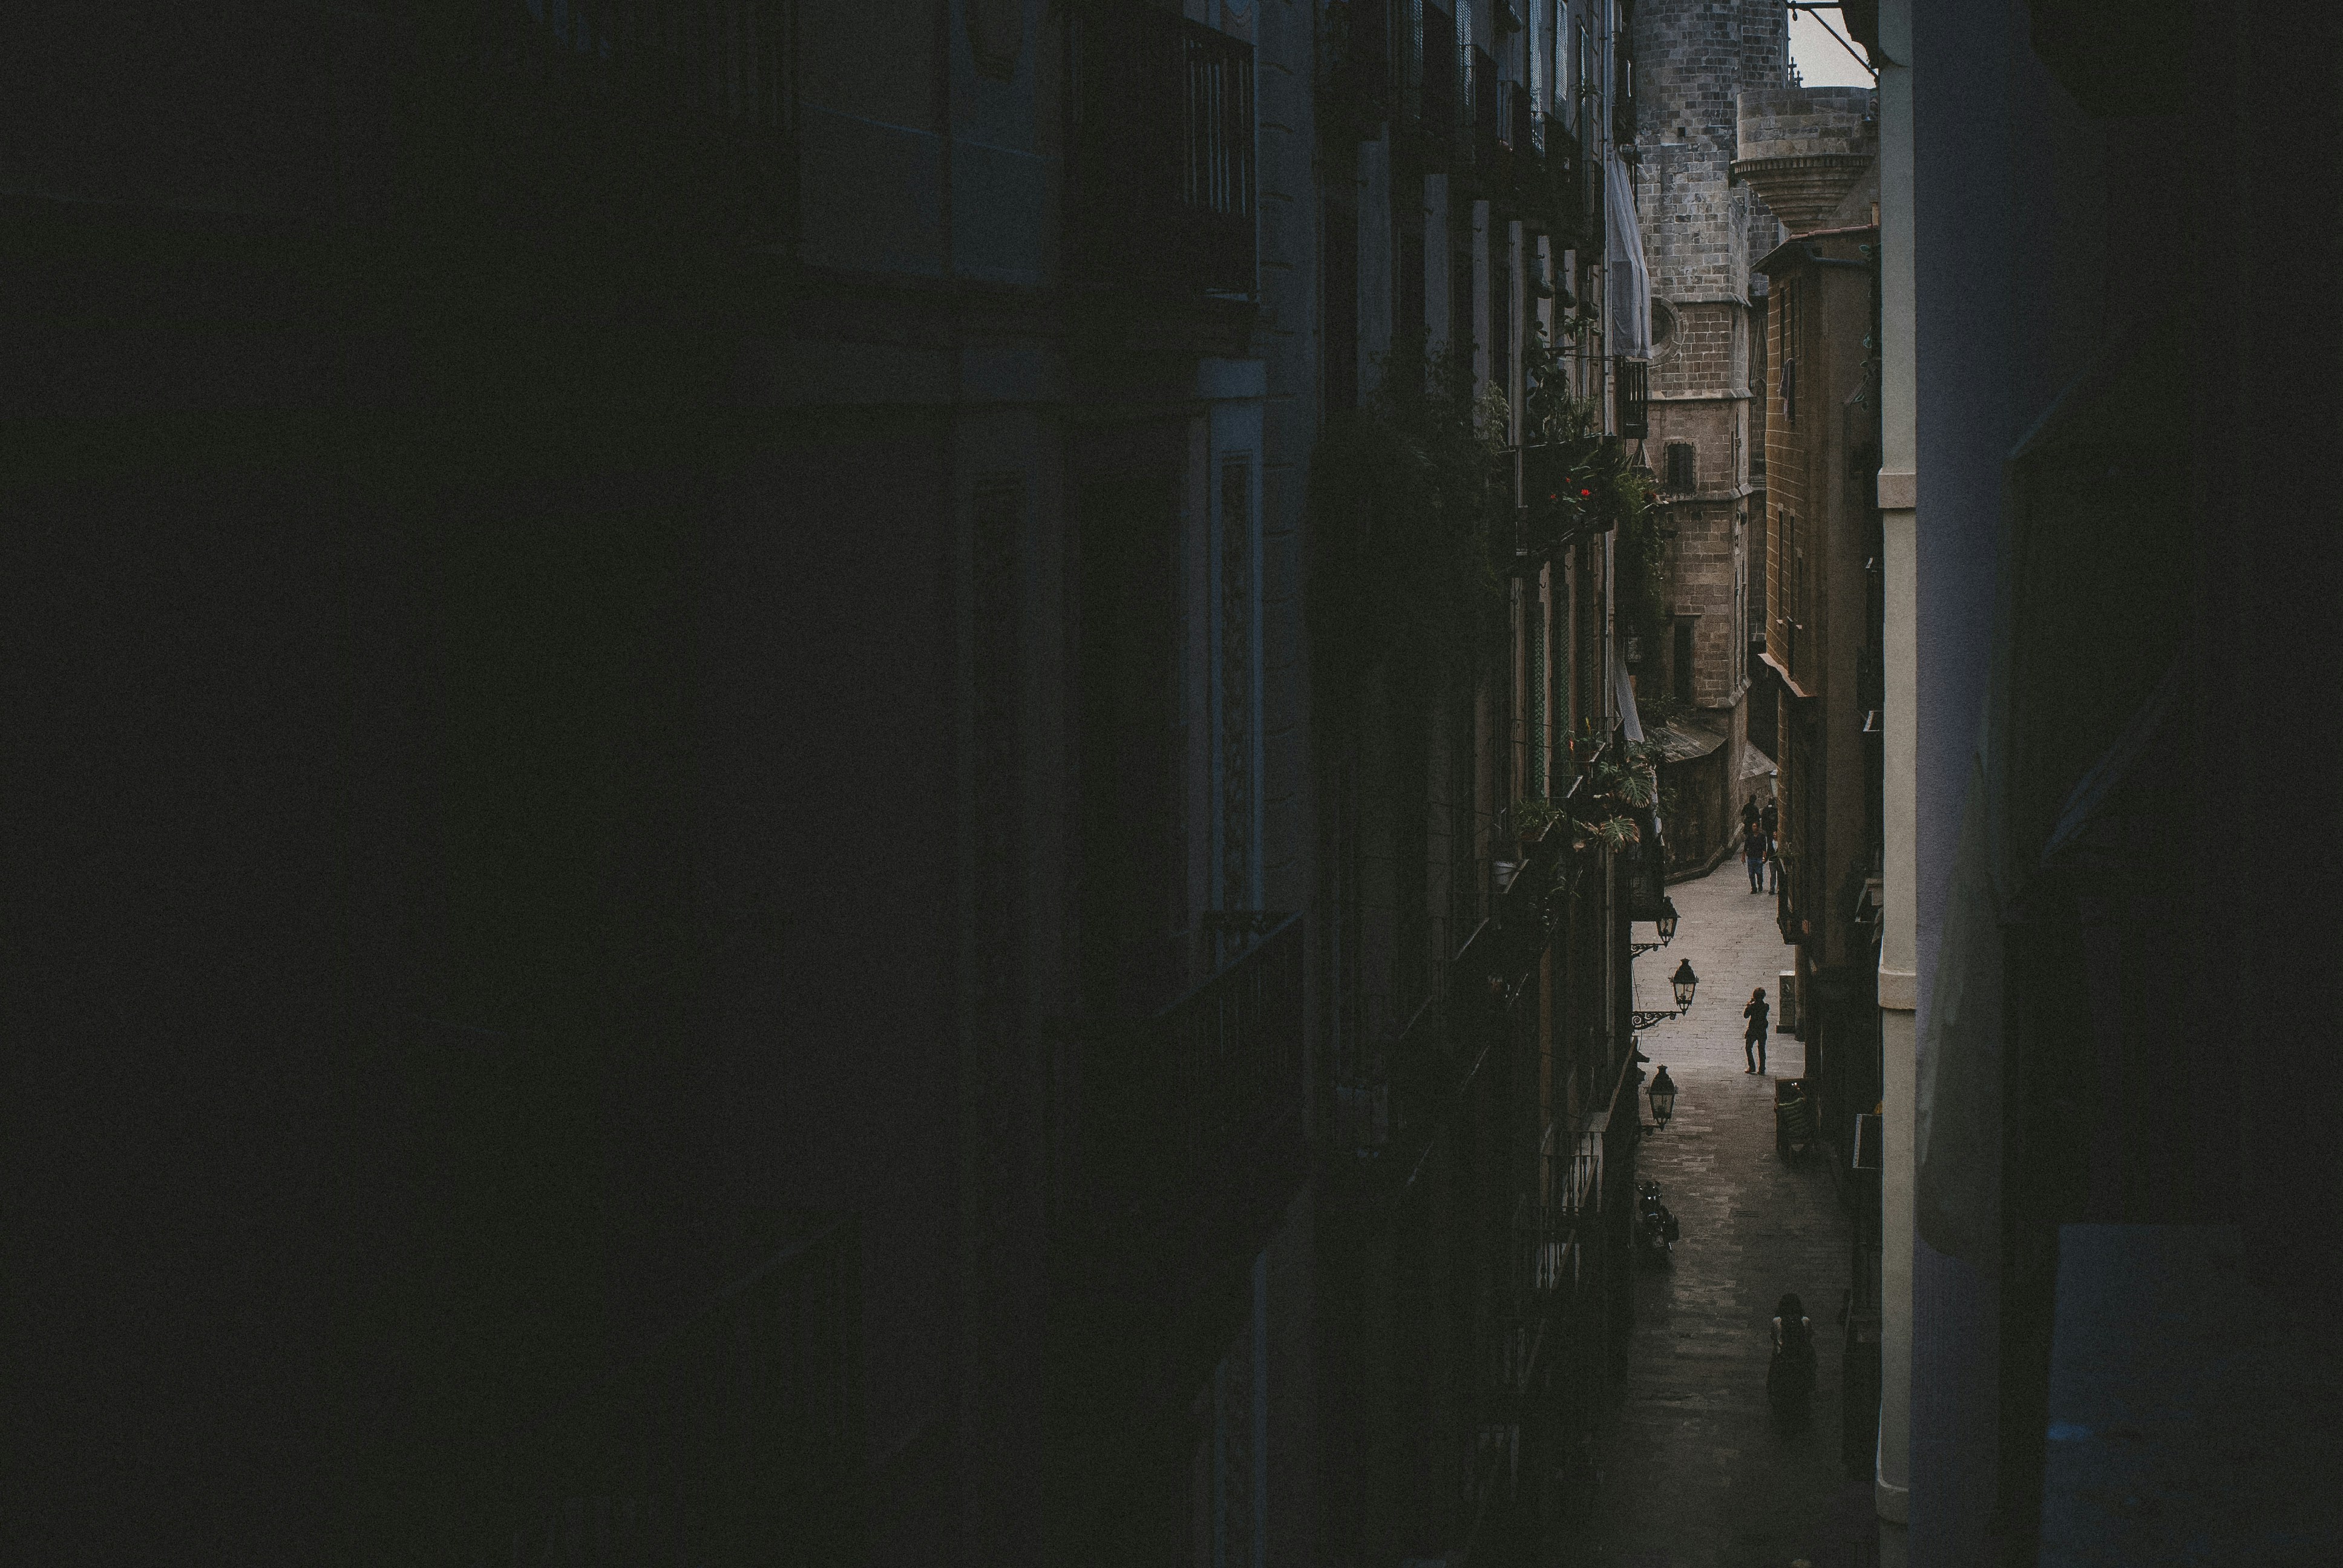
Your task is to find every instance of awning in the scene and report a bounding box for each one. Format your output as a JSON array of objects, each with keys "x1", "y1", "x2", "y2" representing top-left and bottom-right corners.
[
  {"x1": 1758, "y1": 648, "x2": 1815, "y2": 701},
  {"x1": 1647, "y1": 720, "x2": 1724, "y2": 765}
]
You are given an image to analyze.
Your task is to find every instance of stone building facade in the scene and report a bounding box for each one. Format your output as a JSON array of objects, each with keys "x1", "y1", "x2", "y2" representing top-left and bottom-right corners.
[{"x1": 1628, "y1": 0, "x2": 1791, "y2": 870}]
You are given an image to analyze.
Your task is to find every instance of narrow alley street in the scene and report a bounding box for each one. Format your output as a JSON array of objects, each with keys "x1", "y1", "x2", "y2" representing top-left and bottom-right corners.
[{"x1": 1567, "y1": 859, "x2": 1878, "y2": 1568}]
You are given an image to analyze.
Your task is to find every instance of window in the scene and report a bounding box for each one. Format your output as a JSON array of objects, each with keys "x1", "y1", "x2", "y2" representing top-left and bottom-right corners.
[
  {"x1": 1784, "y1": 509, "x2": 1806, "y2": 677},
  {"x1": 1665, "y1": 441, "x2": 1696, "y2": 495},
  {"x1": 1673, "y1": 618, "x2": 1695, "y2": 706},
  {"x1": 1495, "y1": 229, "x2": 1513, "y2": 414},
  {"x1": 1778, "y1": 279, "x2": 1801, "y2": 425},
  {"x1": 1575, "y1": 15, "x2": 1591, "y2": 132}
]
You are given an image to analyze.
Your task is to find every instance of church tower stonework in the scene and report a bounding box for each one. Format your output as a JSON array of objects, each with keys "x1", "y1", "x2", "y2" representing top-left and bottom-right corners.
[{"x1": 1630, "y1": 0, "x2": 1791, "y2": 864}]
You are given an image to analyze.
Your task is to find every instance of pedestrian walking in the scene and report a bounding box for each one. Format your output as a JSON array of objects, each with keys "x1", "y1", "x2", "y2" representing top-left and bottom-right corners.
[
  {"x1": 1767, "y1": 1292, "x2": 1817, "y2": 1429},
  {"x1": 1742, "y1": 820, "x2": 1766, "y2": 892},
  {"x1": 1743, "y1": 986, "x2": 1770, "y2": 1074},
  {"x1": 1742, "y1": 794, "x2": 1762, "y2": 835},
  {"x1": 1759, "y1": 797, "x2": 1778, "y2": 844},
  {"x1": 1765, "y1": 838, "x2": 1781, "y2": 895}
]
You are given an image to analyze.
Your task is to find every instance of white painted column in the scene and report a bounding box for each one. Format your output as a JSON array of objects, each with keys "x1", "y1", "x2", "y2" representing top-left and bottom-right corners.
[{"x1": 1873, "y1": 0, "x2": 1916, "y2": 1537}]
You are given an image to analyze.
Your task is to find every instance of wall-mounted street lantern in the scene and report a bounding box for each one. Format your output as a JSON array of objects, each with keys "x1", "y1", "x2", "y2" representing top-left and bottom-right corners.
[
  {"x1": 1631, "y1": 959, "x2": 1699, "y2": 1033},
  {"x1": 1633, "y1": 895, "x2": 1681, "y2": 958},
  {"x1": 1648, "y1": 1065, "x2": 1677, "y2": 1129}
]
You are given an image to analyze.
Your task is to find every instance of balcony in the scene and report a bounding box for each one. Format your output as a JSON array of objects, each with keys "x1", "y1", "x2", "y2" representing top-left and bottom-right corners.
[
  {"x1": 1458, "y1": 829, "x2": 1566, "y2": 1010},
  {"x1": 399, "y1": 1, "x2": 798, "y2": 246},
  {"x1": 1470, "y1": 47, "x2": 1502, "y2": 176},
  {"x1": 1318, "y1": 0, "x2": 1396, "y2": 149},
  {"x1": 1334, "y1": 972, "x2": 1450, "y2": 1162},
  {"x1": 1051, "y1": 913, "x2": 1305, "y2": 1446},
  {"x1": 1612, "y1": 27, "x2": 1637, "y2": 146},
  {"x1": 1547, "y1": 117, "x2": 1591, "y2": 244},
  {"x1": 1614, "y1": 355, "x2": 1650, "y2": 439},
  {"x1": 1067, "y1": 1, "x2": 1257, "y2": 298},
  {"x1": 1064, "y1": 910, "x2": 1304, "y2": 1269},
  {"x1": 476, "y1": 1214, "x2": 865, "y2": 1564}
]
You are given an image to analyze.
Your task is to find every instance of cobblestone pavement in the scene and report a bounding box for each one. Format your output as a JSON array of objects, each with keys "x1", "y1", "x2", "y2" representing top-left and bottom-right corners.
[{"x1": 1557, "y1": 860, "x2": 1879, "y2": 1568}]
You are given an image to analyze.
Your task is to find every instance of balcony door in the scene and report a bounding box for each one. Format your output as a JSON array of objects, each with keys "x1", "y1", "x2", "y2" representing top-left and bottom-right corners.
[{"x1": 1078, "y1": 465, "x2": 1186, "y2": 1019}]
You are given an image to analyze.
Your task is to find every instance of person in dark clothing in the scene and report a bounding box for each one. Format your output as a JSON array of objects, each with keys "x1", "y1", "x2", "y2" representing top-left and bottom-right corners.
[
  {"x1": 1743, "y1": 820, "x2": 1766, "y2": 892},
  {"x1": 1759, "y1": 797, "x2": 1778, "y2": 844},
  {"x1": 1743, "y1": 986, "x2": 1770, "y2": 1074},
  {"x1": 1768, "y1": 1292, "x2": 1817, "y2": 1427},
  {"x1": 1742, "y1": 795, "x2": 1762, "y2": 834}
]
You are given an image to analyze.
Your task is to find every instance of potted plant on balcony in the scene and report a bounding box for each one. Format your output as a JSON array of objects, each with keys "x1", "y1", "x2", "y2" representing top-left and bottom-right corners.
[{"x1": 1306, "y1": 336, "x2": 1509, "y2": 707}]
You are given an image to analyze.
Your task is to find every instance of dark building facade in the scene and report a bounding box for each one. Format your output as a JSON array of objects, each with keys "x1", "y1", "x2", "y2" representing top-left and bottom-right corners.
[
  {"x1": 1309, "y1": 4, "x2": 1665, "y2": 1564},
  {"x1": 6, "y1": 4, "x2": 1691, "y2": 1566}
]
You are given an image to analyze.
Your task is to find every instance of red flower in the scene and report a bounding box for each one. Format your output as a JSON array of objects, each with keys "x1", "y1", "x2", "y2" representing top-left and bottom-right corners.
[{"x1": 1579, "y1": 488, "x2": 1592, "y2": 497}]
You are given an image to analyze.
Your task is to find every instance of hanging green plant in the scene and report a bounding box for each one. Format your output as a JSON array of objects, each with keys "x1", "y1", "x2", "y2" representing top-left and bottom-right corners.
[
  {"x1": 1518, "y1": 316, "x2": 1645, "y2": 559},
  {"x1": 1307, "y1": 335, "x2": 1510, "y2": 705}
]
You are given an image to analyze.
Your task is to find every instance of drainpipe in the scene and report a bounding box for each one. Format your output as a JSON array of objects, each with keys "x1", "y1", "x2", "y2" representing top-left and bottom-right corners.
[{"x1": 1871, "y1": 0, "x2": 1916, "y2": 1538}]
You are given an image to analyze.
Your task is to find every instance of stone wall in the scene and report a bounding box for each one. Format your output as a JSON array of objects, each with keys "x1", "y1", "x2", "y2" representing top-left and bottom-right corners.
[
  {"x1": 1665, "y1": 497, "x2": 1742, "y2": 707},
  {"x1": 1632, "y1": 1, "x2": 1786, "y2": 782},
  {"x1": 1761, "y1": 276, "x2": 1809, "y2": 678},
  {"x1": 1633, "y1": 0, "x2": 1789, "y2": 303},
  {"x1": 1734, "y1": 86, "x2": 1878, "y2": 235},
  {"x1": 1734, "y1": 85, "x2": 1879, "y2": 163},
  {"x1": 1652, "y1": 297, "x2": 1739, "y2": 400}
]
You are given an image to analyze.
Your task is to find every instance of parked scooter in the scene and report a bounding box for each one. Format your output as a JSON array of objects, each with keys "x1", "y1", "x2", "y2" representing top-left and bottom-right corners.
[{"x1": 1636, "y1": 1179, "x2": 1680, "y2": 1262}]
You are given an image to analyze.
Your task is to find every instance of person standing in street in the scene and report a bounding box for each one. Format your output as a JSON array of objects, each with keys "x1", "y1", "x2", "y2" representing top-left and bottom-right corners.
[
  {"x1": 1767, "y1": 1292, "x2": 1817, "y2": 1429},
  {"x1": 1743, "y1": 986, "x2": 1770, "y2": 1074},
  {"x1": 1742, "y1": 820, "x2": 1766, "y2": 892},
  {"x1": 1765, "y1": 837, "x2": 1781, "y2": 896},
  {"x1": 1759, "y1": 795, "x2": 1777, "y2": 846},
  {"x1": 1742, "y1": 794, "x2": 1762, "y2": 836}
]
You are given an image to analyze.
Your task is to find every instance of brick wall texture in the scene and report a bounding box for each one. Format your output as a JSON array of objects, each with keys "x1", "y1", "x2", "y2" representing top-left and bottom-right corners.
[{"x1": 1761, "y1": 269, "x2": 1809, "y2": 688}]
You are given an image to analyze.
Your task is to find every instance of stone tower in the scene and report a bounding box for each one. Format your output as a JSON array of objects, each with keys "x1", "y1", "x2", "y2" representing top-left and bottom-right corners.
[{"x1": 1628, "y1": 0, "x2": 1792, "y2": 864}]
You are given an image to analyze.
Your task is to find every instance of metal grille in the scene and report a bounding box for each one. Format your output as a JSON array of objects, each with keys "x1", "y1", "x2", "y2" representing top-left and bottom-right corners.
[
  {"x1": 1067, "y1": 1, "x2": 1259, "y2": 295},
  {"x1": 1613, "y1": 356, "x2": 1649, "y2": 440},
  {"x1": 510, "y1": 0, "x2": 795, "y2": 129}
]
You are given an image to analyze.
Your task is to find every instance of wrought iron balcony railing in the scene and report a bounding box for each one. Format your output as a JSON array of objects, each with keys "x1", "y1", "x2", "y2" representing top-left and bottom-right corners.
[
  {"x1": 1075, "y1": 912, "x2": 1305, "y2": 1244},
  {"x1": 405, "y1": 0, "x2": 798, "y2": 244},
  {"x1": 1067, "y1": 1, "x2": 1257, "y2": 296},
  {"x1": 1471, "y1": 47, "x2": 1502, "y2": 171},
  {"x1": 1334, "y1": 977, "x2": 1447, "y2": 1155},
  {"x1": 1417, "y1": 1, "x2": 1463, "y2": 162},
  {"x1": 1544, "y1": 1117, "x2": 1604, "y2": 1224},
  {"x1": 1614, "y1": 355, "x2": 1651, "y2": 440}
]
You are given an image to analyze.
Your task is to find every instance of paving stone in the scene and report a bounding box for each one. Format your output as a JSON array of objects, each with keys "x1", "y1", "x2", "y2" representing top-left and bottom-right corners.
[{"x1": 1553, "y1": 861, "x2": 1880, "y2": 1568}]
